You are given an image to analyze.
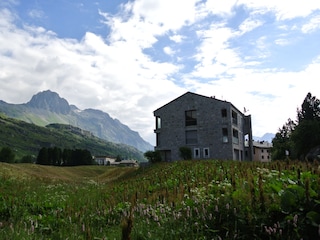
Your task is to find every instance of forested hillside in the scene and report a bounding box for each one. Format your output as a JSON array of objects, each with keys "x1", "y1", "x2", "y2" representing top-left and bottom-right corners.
[{"x1": 0, "y1": 113, "x2": 145, "y2": 162}]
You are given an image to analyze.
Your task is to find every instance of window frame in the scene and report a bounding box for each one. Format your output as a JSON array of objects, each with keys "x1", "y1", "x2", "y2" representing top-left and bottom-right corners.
[{"x1": 185, "y1": 110, "x2": 197, "y2": 126}]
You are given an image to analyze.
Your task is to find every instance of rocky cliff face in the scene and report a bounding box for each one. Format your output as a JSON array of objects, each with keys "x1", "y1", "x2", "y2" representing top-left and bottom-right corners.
[
  {"x1": 0, "y1": 90, "x2": 153, "y2": 152},
  {"x1": 26, "y1": 90, "x2": 71, "y2": 114}
]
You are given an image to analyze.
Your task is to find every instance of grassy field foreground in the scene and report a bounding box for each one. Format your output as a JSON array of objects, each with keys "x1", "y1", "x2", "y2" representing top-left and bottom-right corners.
[{"x1": 0, "y1": 160, "x2": 320, "y2": 239}]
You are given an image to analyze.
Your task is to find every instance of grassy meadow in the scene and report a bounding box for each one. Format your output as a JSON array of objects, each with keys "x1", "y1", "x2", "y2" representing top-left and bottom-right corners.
[{"x1": 0, "y1": 160, "x2": 320, "y2": 239}]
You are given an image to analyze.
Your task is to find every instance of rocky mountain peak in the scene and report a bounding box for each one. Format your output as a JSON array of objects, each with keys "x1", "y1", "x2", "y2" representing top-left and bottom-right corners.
[{"x1": 26, "y1": 90, "x2": 71, "y2": 114}]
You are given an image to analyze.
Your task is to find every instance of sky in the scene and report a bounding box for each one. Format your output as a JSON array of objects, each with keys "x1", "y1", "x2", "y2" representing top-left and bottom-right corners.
[{"x1": 0, "y1": 0, "x2": 320, "y2": 145}]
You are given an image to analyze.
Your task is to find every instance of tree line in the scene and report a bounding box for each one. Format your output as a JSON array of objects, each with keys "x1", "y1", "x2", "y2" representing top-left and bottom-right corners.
[
  {"x1": 36, "y1": 147, "x2": 94, "y2": 166},
  {"x1": 272, "y1": 92, "x2": 320, "y2": 161}
]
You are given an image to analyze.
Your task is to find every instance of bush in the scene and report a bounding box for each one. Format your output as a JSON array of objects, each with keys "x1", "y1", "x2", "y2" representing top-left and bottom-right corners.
[
  {"x1": 144, "y1": 150, "x2": 162, "y2": 163},
  {"x1": 20, "y1": 155, "x2": 35, "y2": 163},
  {"x1": 179, "y1": 146, "x2": 192, "y2": 160},
  {"x1": 0, "y1": 147, "x2": 15, "y2": 163}
]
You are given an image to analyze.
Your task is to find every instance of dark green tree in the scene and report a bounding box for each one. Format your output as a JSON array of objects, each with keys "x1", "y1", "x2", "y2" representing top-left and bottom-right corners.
[
  {"x1": 291, "y1": 120, "x2": 320, "y2": 159},
  {"x1": 297, "y1": 92, "x2": 320, "y2": 122},
  {"x1": 273, "y1": 93, "x2": 320, "y2": 161},
  {"x1": 20, "y1": 155, "x2": 34, "y2": 163},
  {"x1": 272, "y1": 119, "x2": 296, "y2": 160},
  {"x1": 116, "y1": 155, "x2": 122, "y2": 162},
  {"x1": 144, "y1": 150, "x2": 161, "y2": 163},
  {"x1": 77, "y1": 149, "x2": 93, "y2": 165},
  {"x1": 0, "y1": 147, "x2": 15, "y2": 163},
  {"x1": 293, "y1": 93, "x2": 320, "y2": 160},
  {"x1": 62, "y1": 149, "x2": 72, "y2": 166},
  {"x1": 36, "y1": 147, "x2": 49, "y2": 165},
  {"x1": 52, "y1": 147, "x2": 62, "y2": 166}
]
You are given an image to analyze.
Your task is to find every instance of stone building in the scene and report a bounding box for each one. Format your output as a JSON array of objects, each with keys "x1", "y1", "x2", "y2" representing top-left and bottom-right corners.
[
  {"x1": 153, "y1": 92, "x2": 253, "y2": 161},
  {"x1": 253, "y1": 141, "x2": 272, "y2": 162}
]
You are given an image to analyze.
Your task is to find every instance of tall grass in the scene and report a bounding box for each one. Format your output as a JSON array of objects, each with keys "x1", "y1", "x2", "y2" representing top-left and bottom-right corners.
[{"x1": 0, "y1": 160, "x2": 319, "y2": 239}]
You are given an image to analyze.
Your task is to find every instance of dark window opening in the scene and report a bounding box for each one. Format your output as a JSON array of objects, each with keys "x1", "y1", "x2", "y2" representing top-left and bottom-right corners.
[
  {"x1": 156, "y1": 133, "x2": 160, "y2": 146},
  {"x1": 232, "y1": 129, "x2": 239, "y2": 144},
  {"x1": 194, "y1": 148, "x2": 200, "y2": 158},
  {"x1": 222, "y1": 128, "x2": 228, "y2": 143},
  {"x1": 203, "y1": 148, "x2": 209, "y2": 158},
  {"x1": 186, "y1": 130, "x2": 198, "y2": 144},
  {"x1": 221, "y1": 109, "x2": 227, "y2": 117},
  {"x1": 232, "y1": 111, "x2": 238, "y2": 125},
  {"x1": 185, "y1": 110, "x2": 197, "y2": 126}
]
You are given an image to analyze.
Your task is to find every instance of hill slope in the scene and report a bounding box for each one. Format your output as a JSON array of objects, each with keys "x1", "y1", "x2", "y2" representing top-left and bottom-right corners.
[
  {"x1": 0, "y1": 113, "x2": 145, "y2": 161},
  {"x1": 0, "y1": 90, "x2": 153, "y2": 152},
  {"x1": 0, "y1": 162, "x2": 136, "y2": 183}
]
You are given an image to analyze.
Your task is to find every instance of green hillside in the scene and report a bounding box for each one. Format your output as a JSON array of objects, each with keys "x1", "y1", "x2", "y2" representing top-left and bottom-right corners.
[{"x1": 0, "y1": 113, "x2": 145, "y2": 161}]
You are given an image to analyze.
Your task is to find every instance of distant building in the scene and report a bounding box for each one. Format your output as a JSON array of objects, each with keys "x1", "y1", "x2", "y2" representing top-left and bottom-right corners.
[
  {"x1": 119, "y1": 159, "x2": 139, "y2": 167},
  {"x1": 94, "y1": 156, "x2": 116, "y2": 165},
  {"x1": 153, "y1": 92, "x2": 253, "y2": 161},
  {"x1": 253, "y1": 141, "x2": 272, "y2": 162}
]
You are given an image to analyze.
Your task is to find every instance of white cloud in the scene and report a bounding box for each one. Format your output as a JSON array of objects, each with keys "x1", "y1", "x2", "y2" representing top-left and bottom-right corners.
[
  {"x1": 169, "y1": 34, "x2": 185, "y2": 43},
  {"x1": 239, "y1": 0, "x2": 320, "y2": 20},
  {"x1": 192, "y1": 23, "x2": 242, "y2": 78},
  {"x1": 0, "y1": 7, "x2": 187, "y2": 144},
  {"x1": 302, "y1": 14, "x2": 320, "y2": 33},
  {"x1": 1, "y1": 0, "x2": 320, "y2": 146},
  {"x1": 163, "y1": 46, "x2": 175, "y2": 55},
  {"x1": 28, "y1": 9, "x2": 45, "y2": 19},
  {"x1": 274, "y1": 38, "x2": 290, "y2": 46},
  {"x1": 238, "y1": 18, "x2": 264, "y2": 34}
]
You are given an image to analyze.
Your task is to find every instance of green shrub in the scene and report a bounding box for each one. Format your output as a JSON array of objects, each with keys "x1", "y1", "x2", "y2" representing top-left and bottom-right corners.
[{"x1": 179, "y1": 146, "x2": 192, "y2": 160}]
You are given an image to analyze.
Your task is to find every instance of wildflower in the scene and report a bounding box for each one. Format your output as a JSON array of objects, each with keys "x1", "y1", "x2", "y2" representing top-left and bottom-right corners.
[
  {"x1": 226, "y1": 203, "x2": 230, "y2": 210},
  {"x1": 215, "y1": 205, "x2": 219, "y2": 212},
  {"x1": 186, "y1": 206, "x2": 191, "y2": 217}
]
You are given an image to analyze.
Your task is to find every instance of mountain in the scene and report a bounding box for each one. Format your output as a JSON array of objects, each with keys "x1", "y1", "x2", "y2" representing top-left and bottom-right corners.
[
  {"x1": 0, "y1": 90, "x2": 153, "y2": 152},
  {"x1": 0, "y1": 113, "x2": 145, "y2": 161},
  {"x1": 253, "y1": 133, "x2": 275, "y2": 143}
]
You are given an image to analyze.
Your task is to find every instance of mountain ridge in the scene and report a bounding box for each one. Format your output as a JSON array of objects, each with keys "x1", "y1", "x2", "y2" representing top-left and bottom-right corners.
[
  {"x1": 253, "y1": 133, "x2": 275, "y2": 143},
  {"x1": 0, "y1": 90, "x2": 153, "y2": 152}
]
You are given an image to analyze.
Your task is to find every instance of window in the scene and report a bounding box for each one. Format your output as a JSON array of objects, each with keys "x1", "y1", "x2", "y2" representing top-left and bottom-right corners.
[
  {"x1": 194, "y1": 148, "x2": 200, "y2": 158},
  {"x1": 232, "y1": 129, "x2": 239, "y2": 144},
  {"x1": 186, "y1": 130, "x2": 198, "y2": 144},
  {"x1": 156, "y1": 133, "x2": 160, "y2": 146},
  {"x1": 221, "y1": 109, "x2": 227, "y2": 117},
  {"x1": 222, "y1": 128, "x2": 228, "y2": 143},
  {"x1": 232, "y1": 111, "x2": 238, "y2": 125},
  {"x1": 185, "y1": 110, "x2": 197, "y2": 126},
  {"x1": 203, "y1": 148, "x2": 210, "y2": 158},
  {"x1": 156, "y1": 116, "x2": 161, "y2": 129}
]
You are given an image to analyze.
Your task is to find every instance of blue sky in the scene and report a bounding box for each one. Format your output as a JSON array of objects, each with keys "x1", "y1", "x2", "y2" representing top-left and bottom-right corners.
[{"x1": 1, "y1": 0, "x2": 320, "y2": 145}]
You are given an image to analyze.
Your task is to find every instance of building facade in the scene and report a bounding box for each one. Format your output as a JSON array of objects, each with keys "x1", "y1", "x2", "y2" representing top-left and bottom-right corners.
[
  {"x1": 154, "y1": 92, "x2": 253, "y2": 161},
  {"x1": 253, "y1": 141, "x2": 272, "y2": 162}
]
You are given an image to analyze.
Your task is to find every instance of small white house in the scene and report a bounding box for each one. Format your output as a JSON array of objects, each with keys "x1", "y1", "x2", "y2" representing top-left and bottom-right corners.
[{"x1": 94, "y1": 156, "x2": 116, "y2": 165}]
